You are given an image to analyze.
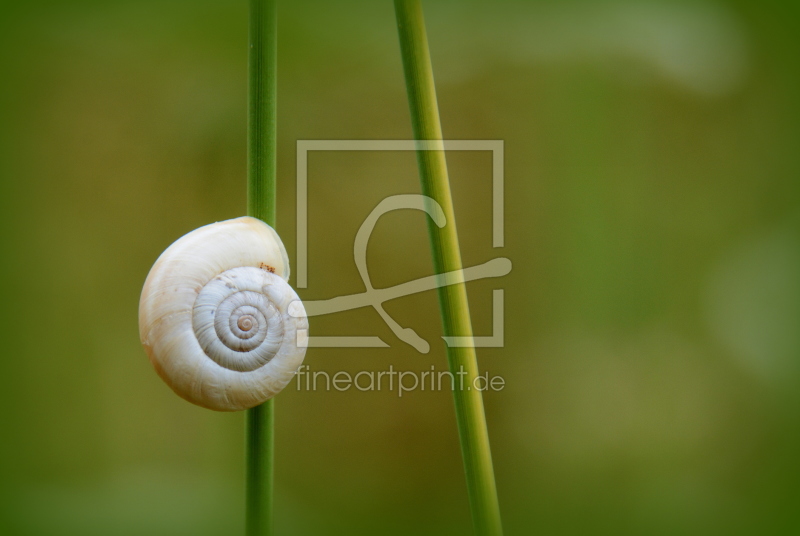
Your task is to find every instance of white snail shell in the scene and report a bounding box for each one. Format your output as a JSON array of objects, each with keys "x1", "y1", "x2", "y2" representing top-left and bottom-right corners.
[{"x1": 138, "y1": 216, "x2": 308, "y2": 411}]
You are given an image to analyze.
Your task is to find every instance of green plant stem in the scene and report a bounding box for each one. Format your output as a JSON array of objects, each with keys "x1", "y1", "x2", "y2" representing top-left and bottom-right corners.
[
  {"x1": 247, "y1": 0, "x2": 277, "y2": 225},
  {"x1": 394, "y1": 1, "x2": 503, "y2": 535},
  {"x1": 245, "y1": 1, "x2": 277, "y2": 535}
]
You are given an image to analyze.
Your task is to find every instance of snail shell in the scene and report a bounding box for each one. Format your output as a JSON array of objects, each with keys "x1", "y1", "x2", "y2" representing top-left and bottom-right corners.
[{"x1": 138, "y1": 216, "x2": 308, "y2": 411}]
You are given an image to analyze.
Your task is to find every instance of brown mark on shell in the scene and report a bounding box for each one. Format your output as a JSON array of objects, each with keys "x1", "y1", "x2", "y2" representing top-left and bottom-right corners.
[{"x1": 258, "y1": 262, "x2": 276, "y2": 274}]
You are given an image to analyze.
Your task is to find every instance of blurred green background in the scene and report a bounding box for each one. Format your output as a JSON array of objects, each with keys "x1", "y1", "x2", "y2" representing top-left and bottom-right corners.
[{"x1": 1, "y1": 0, "x2": 799, "y2": 534}]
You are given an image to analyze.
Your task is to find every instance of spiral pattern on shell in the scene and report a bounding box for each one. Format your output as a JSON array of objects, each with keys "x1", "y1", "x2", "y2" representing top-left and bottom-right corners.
[{"x1": 138, "y1": 217, "x2": 308, "y2": 411}]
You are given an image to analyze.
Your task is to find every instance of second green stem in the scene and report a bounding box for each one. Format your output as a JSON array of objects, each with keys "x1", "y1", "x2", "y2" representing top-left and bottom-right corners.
[{"x1": 394, "y1": 1, "x2": 503, "y2": 535}]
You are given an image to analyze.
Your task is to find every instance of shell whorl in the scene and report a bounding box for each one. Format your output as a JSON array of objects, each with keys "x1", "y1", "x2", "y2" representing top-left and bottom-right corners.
[{"x1": 138, "y1": 217, "x2": 308, "y2": 412}]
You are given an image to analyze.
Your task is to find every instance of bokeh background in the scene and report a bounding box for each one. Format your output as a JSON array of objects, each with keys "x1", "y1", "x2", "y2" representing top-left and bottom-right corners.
[{"x1": 1, "y1": 0, "x2": 799, "y2": 534}]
